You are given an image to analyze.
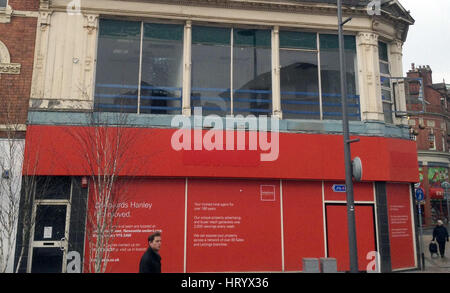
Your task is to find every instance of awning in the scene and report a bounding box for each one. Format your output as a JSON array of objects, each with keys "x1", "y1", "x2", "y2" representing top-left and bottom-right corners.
[{"x1": 429, "y1": 187, "x2": 445, "y2": 199}]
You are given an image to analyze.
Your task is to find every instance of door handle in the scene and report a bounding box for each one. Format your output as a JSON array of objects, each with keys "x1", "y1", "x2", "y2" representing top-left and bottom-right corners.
[{"x1": 60, "y1": 237, "x2": 66, "y2": 251}]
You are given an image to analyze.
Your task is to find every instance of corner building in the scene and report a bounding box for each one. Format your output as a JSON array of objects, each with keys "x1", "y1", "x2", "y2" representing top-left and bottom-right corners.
[{"x1": 17, "y1": 0, "x2": 420, "y2": 272}]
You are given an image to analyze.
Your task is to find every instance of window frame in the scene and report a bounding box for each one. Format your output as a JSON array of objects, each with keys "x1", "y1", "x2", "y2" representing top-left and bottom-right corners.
[
  {"x1": 0, "y1": 0, "x2": 7, "y2": 9},
  {"x1": 428, "y1": 131, "x2": 436, "y2": 151},
  {"x1": 94, "y1": 19, "x2": 361, "y2": 121},
  {"x1": 278, "y1": 30, "x2": 322, "y2": 120},
  {"x1": 379, "y1": 41, "x2": 393, "y2": 124},
  {"x1": 94, "y1": 19, "x2": 185, "y2": 115},
  {"x1": 190, "y1": 25, "x2": 273, "y2": 116}
]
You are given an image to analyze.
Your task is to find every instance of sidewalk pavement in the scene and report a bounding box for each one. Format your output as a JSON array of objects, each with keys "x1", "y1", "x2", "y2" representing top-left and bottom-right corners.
[{"x1": 406, "y1": 234, "x2": 450, "y2": 273}]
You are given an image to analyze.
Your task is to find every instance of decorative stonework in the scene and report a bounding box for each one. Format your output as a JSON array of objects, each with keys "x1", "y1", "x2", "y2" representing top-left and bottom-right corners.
[
  {"x1": 39, "y1": 11, "x2": 52, "y2": 30},
  {"x1": 83, "y1": 13, "x2": 98, "y2": 35},
  {"x1": 356, "y1": 32, "x2": 379, "y2": 46},
  {"x1": 0, "y1": 40, "x2": 21, "y2": 75},
  {"x1": 40, "y1": 0, "x2": 51, "y2": 10},
  {"x1": 390, "y1": 39, "x2": 403, "y2": 55},
  {"x1": 0, "y1": 63, "x2": 21, "y2": 74}
]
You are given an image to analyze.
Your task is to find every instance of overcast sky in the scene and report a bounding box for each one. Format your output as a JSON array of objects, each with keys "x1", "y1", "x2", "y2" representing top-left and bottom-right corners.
[{"x1": 401, "y1": 0, "x2": 450, "y2": 84}]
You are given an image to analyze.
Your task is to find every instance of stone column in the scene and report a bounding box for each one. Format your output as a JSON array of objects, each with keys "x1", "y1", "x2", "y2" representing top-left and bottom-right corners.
[
  {"x1": 272, "y1": 26, "x2": 281, "y2": 119},
  {"x1": 30, "y1": 10, "x2": 52, "y2": 101},
  {"x1": 356, "y1": 32, "x2": 384, "y2": 122},
  {"x1": 390, "y1": 39, "x2": 408, "y2": 126},
  {"x1": 182, "y1": 21, "x2": 192, "y2": 116}
]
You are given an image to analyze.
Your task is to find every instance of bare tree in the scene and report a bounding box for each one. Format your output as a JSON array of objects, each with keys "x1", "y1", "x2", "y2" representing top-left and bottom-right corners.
[
  {"x1": 68, "y1": 111, "x2": 140, "y2": 273},
  {"x1": 0, "y1": 98, "x2": 43, "y2": 273},
  {"x1": 0, "y1": 124, "x2": 24, "y2": 273}
]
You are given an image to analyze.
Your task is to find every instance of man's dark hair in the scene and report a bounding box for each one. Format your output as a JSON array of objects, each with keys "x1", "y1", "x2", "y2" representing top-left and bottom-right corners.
[{"x1": 148, "y1": 231, "x2": 161, "y2": 243}]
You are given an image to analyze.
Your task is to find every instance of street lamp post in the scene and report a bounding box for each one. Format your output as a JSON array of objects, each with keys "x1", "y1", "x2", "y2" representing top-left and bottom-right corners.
[{"x1": 337, "y1": 0, "x2": 359, "y2": 273}]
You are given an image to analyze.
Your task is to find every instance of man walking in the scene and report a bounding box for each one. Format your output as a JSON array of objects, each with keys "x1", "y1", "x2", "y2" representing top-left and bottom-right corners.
[
  {"x1": 139, "y1": 232, "x2": 162, "y2": 273},
  {"x1": 432, "y1": 220, "x2": 449, "y2": 259}
]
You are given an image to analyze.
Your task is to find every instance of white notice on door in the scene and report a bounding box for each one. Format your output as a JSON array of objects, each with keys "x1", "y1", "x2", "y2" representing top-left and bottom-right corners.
[{"x1": 43, "y1": 226, "x2": 52, "y2": 239}]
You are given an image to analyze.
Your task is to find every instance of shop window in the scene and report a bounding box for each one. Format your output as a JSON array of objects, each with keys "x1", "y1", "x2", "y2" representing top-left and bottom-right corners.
[
  {"x1": 379, "y1": 41, "x2": 393, "y2": 124},
  {"x1": 94, "y1": 19, "x2": 184, "y2": 114},
  {"x1": 320, "y1": 34, "x2": 360, "y2": 121},
  {"x1": 280, "y1": 31, "x2": 320, "y2": 119}
]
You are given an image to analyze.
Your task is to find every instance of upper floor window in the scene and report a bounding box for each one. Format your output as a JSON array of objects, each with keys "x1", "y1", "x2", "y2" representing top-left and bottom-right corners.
[
  {"x1": 94, "y1": 20, "x2": 184, "y2": 114},
  {"x1": 379, "y1": 41, "x2": 393, "y2": 124},
  {"x1": 191, "y1": 26, "x2": 272, "y2": 116},
  {"x1": 320, "y1": 34, "x2": 359, "y2": 121},
  {"x1": 428, "y1": 131, "x2": 436, "y2": 150},
  {"x1": 279, "y1": 31, "x2": 319, "y2": 119},
  {"x1": 94, "y1": 19, "x2": 360, "y2": 121},
  {"x1": 0, "y1": 0, "x2": 7, "y2": 9}
]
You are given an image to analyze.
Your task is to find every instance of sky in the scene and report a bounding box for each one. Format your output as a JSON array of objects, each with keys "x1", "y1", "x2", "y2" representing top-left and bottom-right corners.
[{"x1": 401, "y1": 0, "x2": 450, "y2": 84}]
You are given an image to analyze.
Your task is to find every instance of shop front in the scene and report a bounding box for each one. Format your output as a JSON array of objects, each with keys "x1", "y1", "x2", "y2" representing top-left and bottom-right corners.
[{"x1": 19, "y1": 124, "x2": 419, "y2": 273}]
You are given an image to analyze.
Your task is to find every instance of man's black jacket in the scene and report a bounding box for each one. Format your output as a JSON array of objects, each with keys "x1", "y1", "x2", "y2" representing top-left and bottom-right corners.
[
  {"x1": 433, "y1": 225, "x2": 449, "y2": 243},
  {"x1": 139, "y1": 247, "x2": 161, "y2": 273}
]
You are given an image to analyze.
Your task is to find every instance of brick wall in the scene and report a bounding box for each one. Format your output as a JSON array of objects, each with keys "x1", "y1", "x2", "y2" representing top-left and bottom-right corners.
[
  {"x1": 0, "y1": 4, "x2": 37, "y2": 129},
  {"x1": 7, "y1": 0, "x2": 39, "y2": 11}
]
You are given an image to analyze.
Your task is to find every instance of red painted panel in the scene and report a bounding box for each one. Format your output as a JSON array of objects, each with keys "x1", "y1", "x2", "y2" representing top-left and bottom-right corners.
[
  {"x1": 326, "y1": 205, "x2": 376, "y2": 272},
  {"x1": 83, "y1": 178, "x2": 185, "y2": 273},
  {"x1": 386, "y1": 183, "x2": 416, "y2": 270},
  {"x1": 186, "y1": 179, "x2": 282, "y2": 272},
  {"x1": 23, "y1": 125, "x2": 419, "y2": 183},
  {"x1": 324, "y1": 182, "x2": 374, "y2": 202},
  {"x1": 282, "y1": 181, "x2": 325, "y2": 271}
]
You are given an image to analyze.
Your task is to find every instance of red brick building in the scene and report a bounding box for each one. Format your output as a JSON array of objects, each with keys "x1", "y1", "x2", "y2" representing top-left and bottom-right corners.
[
  {"x1": 0, "y1": 0, "x2": 38, "y2": 272},
  {"x1": 406, "y1": 64, "x2": 450, "y2": 226},
  {"x1": 0, "y1": 0, "x2": 38, "y2": 134}
]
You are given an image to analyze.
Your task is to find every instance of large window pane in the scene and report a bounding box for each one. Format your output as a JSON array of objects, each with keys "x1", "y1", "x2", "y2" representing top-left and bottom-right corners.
[
  {"x1": 191, "y1": 26, "x2": 231, "y2": 116},
  {"x1": 280, "y1": 49, "x2": 320, "y2": 119},
  {"x1": 383, "y1": 102, "x2": 393, "y2": 124},
  {"x1": 320, "y1": 34, "x2": 360, "y2": 121},
  {"x1": 378, "y1": 41, "x2": 389, "y2": 62},
  {"x1": 279, "y1": 31, "x2": 319, "y2": 120},
  {"x1": 233, "y1": 29, "x2": 272, "y2": 116},
  {"x1": 140, "y1": 23, "x2": 184, "y2": 114},
  {"x1": 94, "y1": 19, "x2": 141, "y2": 113}
]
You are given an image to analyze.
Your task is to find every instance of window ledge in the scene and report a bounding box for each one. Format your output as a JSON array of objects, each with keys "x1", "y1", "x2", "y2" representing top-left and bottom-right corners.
[{"x1": 0, "y1": 5, "x2": 12, "y2": 23}]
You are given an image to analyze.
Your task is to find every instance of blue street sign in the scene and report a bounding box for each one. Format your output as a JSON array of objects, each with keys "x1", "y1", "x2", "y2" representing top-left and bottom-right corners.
[
  {"x1": 332, "y1": 184, "x2": 346, "y2": 193},
  {"x1": 415, "y1": 188, "x2": 424, "y2": 201}
]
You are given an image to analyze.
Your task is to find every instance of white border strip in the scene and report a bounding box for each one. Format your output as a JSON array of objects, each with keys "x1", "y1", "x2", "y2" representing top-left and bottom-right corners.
[
  {"x1": 372, "y1": 182, "x2": 381, "y2": 272},
  {"x1": 279, "y1": 179, "x2": 285, "y2": 271},
  {"x1": 183, "y1": 177, "x2": 188, "y2": 273},
  {"x1": 408, "y1": 184, "x2": 418, "y2": 268},
  {"x1": 322, "y1": 181, "x2": 328, "y2": 257}
]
